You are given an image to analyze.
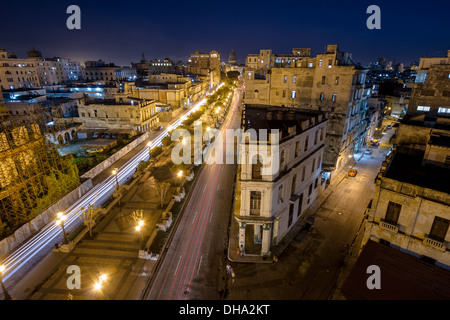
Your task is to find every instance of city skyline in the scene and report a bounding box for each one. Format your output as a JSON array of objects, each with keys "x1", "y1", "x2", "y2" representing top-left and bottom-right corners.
[{"x1": 1, "y1": 0, "x2": 449, "y2": 66}]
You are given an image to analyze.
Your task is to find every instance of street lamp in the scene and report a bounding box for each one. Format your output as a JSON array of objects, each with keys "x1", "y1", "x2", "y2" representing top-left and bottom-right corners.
[
  {"x1": 112, "y1": 168, "x2": 119, "y2": 191},
  {"x1": 0, "y1": 265, "x2": 12, "y2": 300},
  {"x1": 94, "y1": 274, "x2": 108, "y2": 292},
  {"x1": 177, "y1": 170, "x2": 183, "y2": 189},
  {"x1": 56, "y1": 212, "x2": 69, "y2": 245},
  {"x1": 136, "y1": 225, "x2": 144, "y2": 249}
]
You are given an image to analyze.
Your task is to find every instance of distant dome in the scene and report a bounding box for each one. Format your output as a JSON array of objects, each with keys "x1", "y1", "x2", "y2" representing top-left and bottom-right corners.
[
  {"x1": 27, "y1": 47, "x2": 42, "y2": 58},
  {"x1": 228, "y1": 49, "x2": 237, "y2": 65}
]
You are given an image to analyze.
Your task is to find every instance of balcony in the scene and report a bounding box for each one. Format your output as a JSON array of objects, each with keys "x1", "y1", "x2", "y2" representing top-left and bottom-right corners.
[
  {"x1": 379, "y1": 219, "x2": 399, "y2": 233},
  {"x1": 423, "y1": 236, "x2": 447, "y2": 252}
]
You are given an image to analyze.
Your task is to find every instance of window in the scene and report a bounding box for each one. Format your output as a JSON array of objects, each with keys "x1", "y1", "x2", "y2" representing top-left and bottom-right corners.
[
  {"x1": 319, "y1": 60, "x2": 323, "y2": 67},
  {"x1": 335, "y1": 76, "x2": 340, "y2": 85},
  {"x1": 291, "y1": 174, "x2": 297, "y2": 195},
  {"x1": 293, "y1": 76, "x2": 297, "y2": 84},
  {"x1": 278, "y1": 185, "x2": 284, "y2": 203},
  {"x1": 417, "y1": 106, "x2": 430, "y2": 111},
  {"x1": 302, "y1": 166, "x2": 306, "y2": 181},
  {"x1": 284, "y1": 75, "x2": 287, "y2": 83},
  {"x1": 304, "y1": 136, "x2": 309, "y2": 151},
  {"x1": 385, "y1": 201, "x2": 401, "y2": 224},
  {"x1": 429, "y1": 216, "x2": 449, "y2": 241},
  {"x1": 312, "y1": 159, "x2": 315, "y2": 173},
  {"x1": 295, "y1": 141, "x2": 300, "y2": 157},
  {"x1": 308, "y1": 63, "x2": 313, "y2": 68},
  {"x1": 314, "y1": 130, "x2": 318, "y2": 144},
  {"x1": 282, "y1": 90, "x2": 286, "y2": 98},
  {"x1": 332, "y1": 93, "x2": 337, "y2": 102},
  {"x1": 320, "y1": 127, "x2": 324, "y2": 140},
  {"x1": 250, "y1": 191, "x2": 262, "y2": 215},
  {"x1": 81, "y1": 112, "x2": 85, "y2": 117},
  {"x1": 252, "y1": 158, "x2": 263, "y2": 180},
  {"x1": 298, "y1": 193, "x2": 303, "y2": 217},
  {"x1": 308, "y1": 184, "x2": 313, "y2": 196},
  {"x1": 321, "y1": 76, "x2": 326, "y2": 85},
  {"x1": 291, "y1": 90, "x2": 296, "y2": 99},
  {"x1": 438, "y1": 107, "x2": 450, "y2": 114},
  {"x1": 318, "y1": 155, "x2": 321, "y2": 170},
  {"x1": 280, "y1": 150, "x2": 285, "y2": 171},
  {"x1": 320, "y1": 93, "x2": 324, "y2": 101},
  {"x1": 288, "y1": 204, "x2": 294, "y2": 227},
  {"x1": 328, "y1": 59, "x2": 333, "y2": 68},
  {"x1": 314, "y1": 178, "x2": 318, "y2": 189}
]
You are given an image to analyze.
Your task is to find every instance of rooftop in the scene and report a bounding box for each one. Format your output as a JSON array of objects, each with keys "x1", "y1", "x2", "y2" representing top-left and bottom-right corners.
[
  {"x1": 384, "y1": 147, "x2": 450, "y2": 194},
  {"x1": 341, "y1": 240, "x2": 450, "y2": 300},
  {"x1": 242, "y1": 104, "x2": 327, "y2": 140}
]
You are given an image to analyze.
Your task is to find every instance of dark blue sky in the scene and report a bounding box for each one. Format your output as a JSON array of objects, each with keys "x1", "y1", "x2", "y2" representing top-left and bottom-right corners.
[{"x1": 1, "y1": 0, "x2": 449, "y2": 66}]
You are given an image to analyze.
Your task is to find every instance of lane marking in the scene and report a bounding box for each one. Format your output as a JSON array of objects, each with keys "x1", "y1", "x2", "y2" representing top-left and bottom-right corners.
[
  {"x1": 174, "y1": 256, "x2": 182, "y2": 276},
  {"x1": 197, "y1": 255, "x2": 203, "y2": 276}
]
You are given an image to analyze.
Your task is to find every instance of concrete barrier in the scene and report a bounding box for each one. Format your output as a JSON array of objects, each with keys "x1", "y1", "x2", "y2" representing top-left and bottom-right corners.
[{"x1": 0, "y1": 178, "x2": 93, "y2": 259}]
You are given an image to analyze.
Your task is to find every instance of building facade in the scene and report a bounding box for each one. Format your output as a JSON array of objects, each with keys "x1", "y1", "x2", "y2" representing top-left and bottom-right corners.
[
  {"x1": 244, "y1": 45, "x2": 369, "y2": 172},
  {"x1": 235, "y1": 105, "x2": 328, "y2": 256},
  {"x1": 77, "y1": 97, "x2": 159, "y2": 132},
  {"x1": 0, "y1": 49, "x2": 40, "y2": 90}
]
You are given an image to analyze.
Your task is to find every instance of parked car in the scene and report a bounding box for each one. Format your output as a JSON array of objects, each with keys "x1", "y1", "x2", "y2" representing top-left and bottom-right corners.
[
  {"x1": 371, "y1": 139, "x2": 380, "y2": 147},
  {"x1": 348, "y1": 169, "x2": 358, "y2": 177},
  {"x1": 365, "y1": 149, "x2": 373, "y2": 155},
  {"x1": 386, "y1": 124, "x2": 392, "y2": 130}
]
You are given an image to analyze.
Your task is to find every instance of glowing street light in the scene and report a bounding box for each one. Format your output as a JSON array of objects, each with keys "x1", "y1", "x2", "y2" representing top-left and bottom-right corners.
[
  {"x1": 112, "y1": 168, "x2": 119, "y2": 191},
  {"x1": 56, "y1": 212, "x2": 69, "y2": 245},
  {"x1": 136, "y1": 224, "x2": 144, "y2": 249},
  {"x1": 0, "y1": 265, "x2": 12, "y2": 300}
]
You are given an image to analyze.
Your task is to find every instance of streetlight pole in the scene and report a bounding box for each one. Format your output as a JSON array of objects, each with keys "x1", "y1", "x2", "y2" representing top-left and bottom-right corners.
[
  {"x1": 112, "y1": 168, "x2": 121, "y2": 206},
  {"x1": 56, "y1": 212, "x2": 69, "y2": 245},
  {"x1": 0, "y1": 265, "x2": 12, "y2": 300}
]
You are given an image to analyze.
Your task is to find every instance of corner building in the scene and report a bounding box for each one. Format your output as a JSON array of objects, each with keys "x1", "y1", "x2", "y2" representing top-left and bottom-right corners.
[{"x1": 235, "y1": 105, "x2": 328, "y2": 256}]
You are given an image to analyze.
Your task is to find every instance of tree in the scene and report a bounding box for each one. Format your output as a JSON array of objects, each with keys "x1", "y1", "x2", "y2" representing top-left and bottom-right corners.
[
  {"x1": 155, "y1": 181, "x2": 171, "y2": 208},
  {"x1": 75, "y1": 203, "x2": 98, "y2": 237}
]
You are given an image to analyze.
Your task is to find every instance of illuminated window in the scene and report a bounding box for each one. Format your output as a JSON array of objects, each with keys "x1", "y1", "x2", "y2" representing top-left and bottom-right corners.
[
  {"x1": 284, "y1": 75, "x2": 287, "y2": 83},
  {"x1": 438, "y1": 107, "x2": 450, "y2": 113},
  {"x1": 308, "y1": 63, "x2": 313, "y2": 68},
  {"x1": 319, "y1": 60, "x2": 322, "y2": 67},
  {"x1": 332, "y1": 93, "x2": 337, "y2": 102},
  {"x1": 293, "y1": 76, "x2": 297, "y2": 83},
  {"x1": 291, "y1": 91, "x2": 296, "y2": 99},
  {"x1": 417, "y1": 106, "x2": 430, "y2": 111}
]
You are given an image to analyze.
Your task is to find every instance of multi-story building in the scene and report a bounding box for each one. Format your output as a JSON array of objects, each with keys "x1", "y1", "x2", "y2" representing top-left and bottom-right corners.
[
  {"x1": 84, "y1": 60, "x2": 120, "y2": 82},
  {"x1": 235, "y1": 105, "x2": 328, "y2": 256},
  {"x1": 408, "y1": 55, "x2": 450, "y2": 118},
  {"x1": 0, "y1": 49, "x2": 40, "y2": 90},
  {"x1": 27, "y1": 48, "x2": 85, "y2": 85},
  {"x1": 362, "y1": 142, "x2": 450, "y2": 269},
  {"x1": 246, "y1": 48, "x2": 311, "y2": 72},
  {"x1": 187, "y1": 50, "x2": 221, "y2": 89},
  {"x1": 244, "y1": 45, "x2": 369, "y2": 173},
  {"x1": 362, "y1": 52, "x2": 450, "y2": 270},
  {"x1": 77, "y1": 97, "x2": 159, "y2": 132}
]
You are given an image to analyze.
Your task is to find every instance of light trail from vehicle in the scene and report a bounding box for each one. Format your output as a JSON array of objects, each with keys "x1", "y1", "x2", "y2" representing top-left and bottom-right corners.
[{"x1": 0, "y1": 92, "x2": 215, "y2": 283}]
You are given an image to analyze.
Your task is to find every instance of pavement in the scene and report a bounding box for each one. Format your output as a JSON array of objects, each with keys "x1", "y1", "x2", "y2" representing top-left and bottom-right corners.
[{"x1": 224, "y1": 119, "x2": 397, "y2": 300}]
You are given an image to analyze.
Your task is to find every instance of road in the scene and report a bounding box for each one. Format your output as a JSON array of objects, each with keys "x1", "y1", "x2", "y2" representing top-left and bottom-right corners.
[
  {"x1": 0, "y1": 93, "x2": 217, "y2": 298},
  {"x1": 145, "y1": 88, "x2": 242, "y2": 300}
]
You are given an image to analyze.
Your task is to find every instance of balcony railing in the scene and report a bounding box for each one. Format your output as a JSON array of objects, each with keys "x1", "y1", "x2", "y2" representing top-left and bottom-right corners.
[
  {"x1": 379, "y1": 220, "x2": 399, "y2": 233},
  {"x1": 423, "y1": 236, "x2": 447, "y2": 252}
]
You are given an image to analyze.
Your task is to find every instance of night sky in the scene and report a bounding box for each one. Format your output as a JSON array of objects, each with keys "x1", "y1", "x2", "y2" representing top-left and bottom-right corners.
[{"x1": 1, "y1": 0, "x2": 449, "y2": 67}]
